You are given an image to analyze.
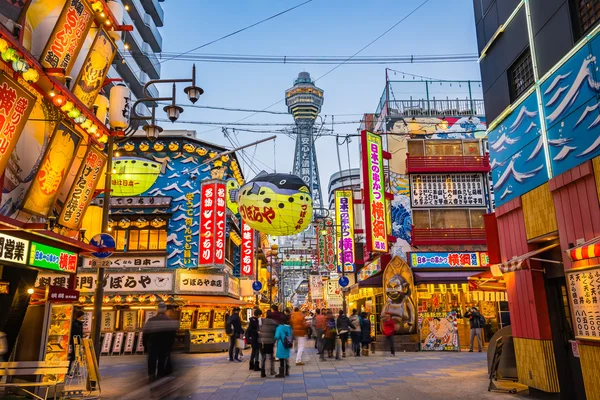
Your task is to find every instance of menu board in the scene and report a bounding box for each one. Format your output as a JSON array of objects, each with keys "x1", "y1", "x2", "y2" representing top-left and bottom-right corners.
[
  {"x1": 122, "y1": 311, "x2": 137, "y2": 331},
  {"x1": 101, "y1": 332, "x2": 113, "y2": 354},
  {"x1": 101, "y1": 311, "x2": 115, "y2": 333},
  {"x1": 410, "y1": 173, "x2": 485, "y2": 207},
  {"x1": 124, "y1": 332, "x2": 135, "y2": 353},
  {"x1": 196, "y1": 310, "x2": 210, "y2": 329},
  {"x1": 567, "y1": 266, "x2": 600, "y2": 341},
  {"x1": 45, "y1": 304, "x2": 73, "y2": 363},
  {"x1": 213, "y1": 310, "x2": 226, "y2": 329},
  {"x1": 112, "y1": 332, "x2": 124, "y2": 354},
  {"x1": 180, "y1": 309, "x2": 194, "y2": 330}
]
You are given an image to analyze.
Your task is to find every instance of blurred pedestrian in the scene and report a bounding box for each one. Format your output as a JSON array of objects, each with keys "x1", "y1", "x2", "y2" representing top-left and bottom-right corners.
[
  {"x1": 258, "y1": 310, "x2": 277, "y2": 377},
  {"x1": 360, "y1": 312, "x2": 371, "y2": 356},
  {"x1": 274, "y1": 315, "x2": 293, "y2": 378},
  {"x1": 69, "y1": 309, "x2": 84, "y2": 371},
  {"x1": 314, "y1": 309, "x2": 326, "y2": 359},
  {"x1": 349, "y1": 309, "x2": 362, "y2": 357},
  {"x1": 246, "y1": 308, "x2": 262, "y2": 371},
  {"x1": 336, "y1": 310, "x2": 350, "y2": 357},
  {"x1": 305, "y1": 311, "x2": 314, "y2": 339},
  {"x1": 270, "y1": 304, "x2": 284, "y2": 324},
  {"x1": 324, "y1": 311, "x2": 337, "y2": 359},
  {"x1": 464, "y1": 307, "x2": 485, "y2": 352},
  {"x1": 143, "y1": 302, "x2": 178, "y2": 382},
  {"x1": 227, "y1": 307, "x2": 244, "y2": 362},
  {"x1": 290, "y1": 307, "x2": 307, "y2": 365},
  {"x1": 382, "y1": 313, "x2": 396, "y2": 356}
]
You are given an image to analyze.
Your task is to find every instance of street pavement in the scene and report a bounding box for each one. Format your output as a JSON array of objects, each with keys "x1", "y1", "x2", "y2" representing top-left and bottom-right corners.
[{"x1": 98, "y1": 341, "x2": 530, "y2": 400}]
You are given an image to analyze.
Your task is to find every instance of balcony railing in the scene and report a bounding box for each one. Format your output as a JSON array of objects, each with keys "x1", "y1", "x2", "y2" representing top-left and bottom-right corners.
[
  {"x1": 411, "y1": 227, "x2": 487, "y2": 246},
  {"x1": 387, "y1": 99, "x2": 485, "y2": 117},
  {"x1": 140, "y1": 0, "x2": 164, "y2": 27},
  {"x1": 406, "y1": 154, "x2": 490, "y2": 173}
]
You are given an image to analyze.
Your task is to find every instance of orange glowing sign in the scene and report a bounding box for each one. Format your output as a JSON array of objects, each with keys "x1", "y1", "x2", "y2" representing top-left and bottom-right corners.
[
  {"x1": 23, "y1": 123, "x2": 83, "y2": 217},
  {"x1": 0, "y1": 71, "x2": 36, "y2": 178},
  {"x1": 58, "y1": 145, "x2": 106, "y2": 229},
  {"x1": 72, "y1": 29, "x2": 117, "y2": 108},
  {"x1": 40, "y1": 0, "x2": 93, "y2": 73}
]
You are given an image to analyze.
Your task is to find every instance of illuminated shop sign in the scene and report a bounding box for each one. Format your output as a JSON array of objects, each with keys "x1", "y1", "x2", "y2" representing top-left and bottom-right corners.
[
  {"x1": 410, "y1": 173, "x2": 485, "y2": 208},
  {"x1": 335, "y1": 190, "x2": 355, "y2": 273},
  {"x1": 361, "y1": 131, "x2": 388, "y2": 253},
  {"x1": 199, "y1": 181, "x2": 227, "y2": 267},
  {"x1": 0, "y1": 233, "x2": 29, "y2": 265},
  {"x1": 358, "y1": 258, "x2": 381, "y2": 282},
  {"x1": 29, "y1": 242, "x2": 78, "y2": 273},
  {"x1": 241, "y1": 220, "x2": 254, "y2": 276},
  {"x1": 409, "y1": 252, "x2": 490, "y2": 268}
]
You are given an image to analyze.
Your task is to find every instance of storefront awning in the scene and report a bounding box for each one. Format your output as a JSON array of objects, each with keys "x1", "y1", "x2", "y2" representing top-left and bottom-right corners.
[
  {"x1": 413, "y1": 271, "x2": 475, "y2": 284},
  {"x1": 566, "y1": 238, "x2": 600, "y2": 261},
  {"x1": 468, "y1": 270, "x2": 506, "y2": 291},
  {"x1": 494, "y1": 243, "x2": 560, "y2": 273},
  {"x1": 178, "y1": 295, "x2": 253, "y2": 306},
  {"x1": 358, "y1": 272, "x2": 382, "y2": 288}
]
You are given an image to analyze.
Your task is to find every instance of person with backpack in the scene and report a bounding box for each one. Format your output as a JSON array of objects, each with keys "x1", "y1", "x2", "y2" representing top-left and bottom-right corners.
[
  {"x1": 349, "y1": 309, "x2": 362, "y2": 357},
  {"x1": 464, "y1": 307, "x2": 485, "y2": 352},
  {"x1": 360, "y1": 312, "x2": 372, "y2": 356},
  {"x1": 245, "y1": 308, "x2": 262, "y2": 371},
  {"x1": 226, "y1": 307, "x2": 244, "y2": 362},
  {"x1": 324, "y1": 311, "x2": 338, "y2": 360},
  {"x1": 382, "y1": 312, "x2": 396, "y2": 356},
  {"x1": 258, "y1": 310, "x2": 277, "y2": 377},
  {"x1": 336, "y1": 310, "x2": 350, "y2": 357},
  {"x1": 273, "y1": 315, "x2": 293, "y2": 378}
]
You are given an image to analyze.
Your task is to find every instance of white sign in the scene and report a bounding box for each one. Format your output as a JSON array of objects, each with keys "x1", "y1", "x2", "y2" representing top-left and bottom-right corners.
[
  {"x1": 228, "y1": 276, "x2": 240, "y2": 297},
  {"x1": 92, "y1": 196, "x2": 171, "y2": 208},
  {"x1": 35, "y1": 272, "x2": 70, "y2": 288},
  {"x1": 124, "y1": 331, "x2": 135, "y2": 353},
  {"x1": 102, "y1": 311, "x2": 115, "y2": 332},
  {"x1": 309, "y1": 275, "x2": 323, "y2": 300},
  {"x1": 145, "y1": 310, "x2": 157, "y2": 323},
  {"x1": 101, "y1": 332, "x2": 113, "y2": 354},
  {"x1": 326, "y1": 279, "x2": 342, "y2": 305},
  {"x1": 82, "y1": 256, "x2": 166, "y2": 269},
  {"x1": 82, "y1": 311, "x2": 92, "y2": 333},
  {"x1": 176, "y1": 271, "x2": 225, "y2": 294},
  {"x1": 567, "y1": 267, "x2": 600, "y2": 341},
  {"x1": 76, "y1": 272, "x2": 174, "y2": 292},
  {"x1": 410, "y1": 173, "x2": 485, "y2": 207},
  {"x1": 0, "y1": 233, "x2": 29, "y2": 265},
  {"x1": 136, "y1": 332, "x2": 144, "y2": 353},
  {"x1": 112, "y1": 331, "x2": 124, "y2": 354}
]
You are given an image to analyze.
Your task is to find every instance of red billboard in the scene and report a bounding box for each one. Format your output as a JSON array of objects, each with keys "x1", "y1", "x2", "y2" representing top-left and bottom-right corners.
[
  {"x1": 241, "y1": 220, "x2": 254, "y2": 276},
  {"x1": 214, "y1": 182, "x2": 226, "y2": 265},
  {"x1": 199, "y1": 182, "x2": 216, "y2": 267}
]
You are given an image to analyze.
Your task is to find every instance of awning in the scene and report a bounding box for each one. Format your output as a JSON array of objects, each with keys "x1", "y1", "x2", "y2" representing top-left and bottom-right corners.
[
  {"x1": 567, "y1": 238, "x2": 600, "y2": 261},
  {"x1": 468, "y1": 270, "x2": 506, "y2": 291},
  {"x1": 413, "y1": 271, "x2": 475, "y2": 284},
  {"x1": 495, "y1": 243, "x2": 560, "y2": 273},
  {"x1": 178, "y1": 295, "x2": 253, "y2": 306},
  {"x1": 358, "y1": 272, "x2": 382, "y2": 288}
]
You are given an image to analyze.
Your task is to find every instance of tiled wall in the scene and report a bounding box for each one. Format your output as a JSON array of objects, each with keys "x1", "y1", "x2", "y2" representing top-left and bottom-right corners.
[
  {"x1": 521, "y1": 183, "x2": 557, "y2": 240},
  {"x1": 513, "y1": 338, "x2": 560, "y2": 393},
  {"x1": 579, "y1": 344, "x2": 600, "y2": 400}
]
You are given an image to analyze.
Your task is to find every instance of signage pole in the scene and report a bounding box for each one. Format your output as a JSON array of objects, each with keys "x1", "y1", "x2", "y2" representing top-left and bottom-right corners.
[{"x1": 92, "y1": 134, "x2": 113, "y2": 363}]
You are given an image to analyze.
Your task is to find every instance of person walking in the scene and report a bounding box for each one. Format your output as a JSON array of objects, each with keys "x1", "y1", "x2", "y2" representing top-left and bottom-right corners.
[
  {"x1": 69, "y1": 309, "x2": 85, "y2": 371},
  {"x1": 349, "y1": 309, "x2": 362, "y2": 357},
  {"x1": 274, "y1": 315, "x2": 293, "y2": 378},
  {"x1": 324, "y1": 311, "x2": 337, "y2": 359},
  {"x1": 465, "y1": 307, "x2": 485, "y2": 352},
  {"x1": 314, "y1": 309, "x2": 326, "y2": 359},
  {"x1": 290, "y1": 307, "x2": 307, "y2": 366},
  {"x1": 336, "y1": 310, "x2": 350, "y2": 358},
  {"x1": 270, "y1": 304, "x2": 284, "y2": 325},
  {"x1": 258, "y1": 310, "x2": 278, "y2": 377},
  {"x1": 360, "y1": 312, "x2": 371, "y2": 356},
  {"x1": 382, "y1": 313, "x2": 396, "y2": 356},
  {"x1": 143, "y1": 302, "x2": 178, "y2": 382},
  {"x1": 227, "y1": 307, "x2": 244, "y2": 362},
  {"x1": 246, "y1": 308, "x2": 262, "y2": 371}
]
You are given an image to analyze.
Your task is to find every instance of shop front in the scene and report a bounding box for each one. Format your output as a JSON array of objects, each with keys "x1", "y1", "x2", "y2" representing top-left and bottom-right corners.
[{"x1": 348, "y1": 256, "x2": 388, "y2": 338}]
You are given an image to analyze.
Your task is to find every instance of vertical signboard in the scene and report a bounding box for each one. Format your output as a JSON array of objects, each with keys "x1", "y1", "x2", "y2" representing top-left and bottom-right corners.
[
  {"x1": 324, "y1": 219, "x2": 335, "y2": 271},
  {"x1": 0, "y1": 71, "x2": 36, "y2": 177},
  {"x1": 72, "y1": 29, "x2": 117, "y2": 108},
  {"x1": 199, "y1": 182, "x2": 216, "y2": 267},
  {"x1": 241, "y1": 220, "x2": 254, "y2": 276},
  {"x1": 58, "y1": 145, "x2": 106, "y2": 229},
  {"x1": 361, "y1": 131, "x2": 388, "y2": 253},
  {"x1": 40, "y1": 0, "x2": 94, "y2": 73},
  {"x1": 335, "y1": 190, "x2": 355, "y2": 273},
  {"x1": 183, "y1": 192, "x2": 196, "y2": 267},
  {"x1": 214, "y1": 181, "x2": 227, "y2": 265},
  {"x1": 23, "y1": 123, "x2": 83, "y2": 217}
]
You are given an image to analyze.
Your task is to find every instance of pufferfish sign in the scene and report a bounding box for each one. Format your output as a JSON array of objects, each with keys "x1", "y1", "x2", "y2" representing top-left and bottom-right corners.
[{"x1": 237, "y1": 173, "x2": 312, "y2": 236}]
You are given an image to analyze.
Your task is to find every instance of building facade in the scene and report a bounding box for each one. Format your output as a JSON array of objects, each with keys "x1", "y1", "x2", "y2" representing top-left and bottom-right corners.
[
  {"x1": 327, "y1": 168, "x2": 361, "y2": 209},
  {"x1": 474, "y1": 1, "x2": 600, "y2": 398}
]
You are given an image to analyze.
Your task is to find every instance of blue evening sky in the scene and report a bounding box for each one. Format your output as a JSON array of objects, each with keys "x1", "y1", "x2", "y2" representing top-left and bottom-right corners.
[{"x1": 156, "y1": 0, "x2": 481, "y2": 194}]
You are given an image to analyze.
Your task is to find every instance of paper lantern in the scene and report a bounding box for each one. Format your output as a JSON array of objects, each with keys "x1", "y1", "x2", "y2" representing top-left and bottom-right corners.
[
  {"x1": 1, "y1": 48, "x2": 18, "y2": 62},
  {"x1": 12, "y1": 58, "x2": 28, "y2": 73},
  {"x1": 94, "y1": 94, "x2": 109, "y2": 125},
  {"x1": 22, "y1": 67, "x2": 39, "y2": 83},
  {"x1": 60, "y1": 101, "x2": 74, "y2": 112},
  {"x1": 237, "y1": 173, "x2": 313, "y2": 236},
  {"x1": 74, "y1": 113, "x2": 87, "y2": 124},
  {"x1": 0, "y1": 38, "x2": 8, "y2": 53},
  {"x1": 109, "y1": 84, "x2": 130, "y2": 129},
  {"x1": 67, "y1": 108, "x2": 81, "y2": 119},
  {"x1": 111, "y1": 156, "x2": 162, "y2": 196}
]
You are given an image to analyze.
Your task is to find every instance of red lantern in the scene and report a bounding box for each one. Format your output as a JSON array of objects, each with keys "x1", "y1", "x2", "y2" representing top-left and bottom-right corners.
[{"x1": 52, "y1": 94, "x2": 66, "y2": 107}]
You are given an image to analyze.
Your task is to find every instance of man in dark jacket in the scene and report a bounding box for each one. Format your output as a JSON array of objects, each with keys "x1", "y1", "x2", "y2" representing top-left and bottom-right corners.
[
  {"x1": 258, "y1": 311, "x2": 277, "y2": 377},
  {"x1": 270, "y1": 305, "x2": 284, "y2": 325},
  {"x1": 245, "y1": 308, "x2": 262, "y2": 371},
  {"x1": 336, "y1": 310, "x2": 350, "y2": 357},
  {"x1": 69, "y1": 309, "x2": 85, "y2": 371},
  {"x1": 464, "y1": 307, "x2": 484, "y2": 352},
  {"x1": 227, "y1": 307, "x2": 244, "y2": 362},
  {"x1": 143, "y1": 302, "x2": 178, "y2": 382}
]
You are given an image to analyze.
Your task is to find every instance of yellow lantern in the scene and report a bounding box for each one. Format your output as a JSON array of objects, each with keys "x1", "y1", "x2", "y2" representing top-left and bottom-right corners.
[
  {"x1": 80, "y1": 119, "x2": 92, "y2": 129},
  {"x1": 111, "y1": 157, "x2": 162, "y2": 196},
  {"x1": 0, "y1": 38, "x2": 8, "y2": 53},
  {"x1": 22, "y1": 67, "x2": 39, "y2": 83},
  {"x1": 91, "y1": 0, "x2": 104, "y2": 13},
  {"x1": 126, "y1": 295, "x2": 134, "y2": 303},
  {"x1": 61, "y1": 101, "x2": 74, "y2": 113},
  {"x1": 168, "y1": 141, "x2": 179, "y2": 151},
  {"x1": 237, "y1": 173, "x2": 313, "y2": 236}
]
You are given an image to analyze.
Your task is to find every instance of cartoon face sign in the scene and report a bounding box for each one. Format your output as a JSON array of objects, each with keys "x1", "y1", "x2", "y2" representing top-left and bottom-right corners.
[
  {"x1": 237, "y1": 173, "x2": 313, "y2": 236},
  {"x1": 139, "y1": 141, "x2": 150, "y2": 151},
  {"x1": 183, "y1": 143, "x2": 195, "y2": 153},
  {"x1": 168, "y1": 141, "x2": 179, "y2": 151},
  {"x1": 226, "y1": 178, "x2": 240, "y2": 215},
  {"x1": 196, "y1": 147, "x2": 208, "y2": 156},
  {"x1": 153, "y1": 141, "x2": 164, "y2": 151},
  {"x1": 123, "y1": 141, "x2": 135, "y2": 152}
]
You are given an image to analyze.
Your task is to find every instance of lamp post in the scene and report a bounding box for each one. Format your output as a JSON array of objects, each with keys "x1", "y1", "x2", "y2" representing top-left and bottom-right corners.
[{"x1": 91, "y1": 65, "x2": 203, "y2": 362}]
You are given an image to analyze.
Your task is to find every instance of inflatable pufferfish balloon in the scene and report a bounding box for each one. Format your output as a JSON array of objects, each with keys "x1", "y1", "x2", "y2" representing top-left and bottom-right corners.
[
  {"x1": 225, "y1": 178, "x2": 240, "y2": 215},
  {"x1": 237, "y1": 173, "x2": 312, "y2": 236}
]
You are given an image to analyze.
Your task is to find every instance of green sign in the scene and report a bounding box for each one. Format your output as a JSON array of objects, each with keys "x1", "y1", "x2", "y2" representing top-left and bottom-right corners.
[{"x1": 29, "y1": 242, "x2": 78, "y2": 273}]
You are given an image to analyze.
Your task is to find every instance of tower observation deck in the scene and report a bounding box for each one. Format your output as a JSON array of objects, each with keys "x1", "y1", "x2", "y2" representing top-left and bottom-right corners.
[{"x1": 286, "y1": 72, "x2": 324, "y2": 212}]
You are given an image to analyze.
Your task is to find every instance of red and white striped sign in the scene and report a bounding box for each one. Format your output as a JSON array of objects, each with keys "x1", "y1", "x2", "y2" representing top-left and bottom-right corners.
[
  {"x1": 241, "y1": 220, "x2": 254, "y2": 276},
  {"x1": 214, "y1": 182, "x2": 227, "y2": 265},
  {"x1": 199, "y1": 182, "x2": 216, "y2": 266}
]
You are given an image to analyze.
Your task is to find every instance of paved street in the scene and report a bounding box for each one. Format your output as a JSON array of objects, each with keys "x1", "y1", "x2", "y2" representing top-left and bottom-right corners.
[{"x1": 98, "y1": 341, "x2": 530, "y2": 400}]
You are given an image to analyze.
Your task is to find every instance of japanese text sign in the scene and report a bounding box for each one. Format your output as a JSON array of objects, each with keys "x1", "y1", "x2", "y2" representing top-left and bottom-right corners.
[
  {"x1": 75, "y1": 272, "x2": 173, "y2": 292},
  {"x1": 176, "y1": 270, "x2": 225, "y2": 294},
  {"x1": 335, "y1": 190, "x2": 355, "y2": 273},
  {"x1": 566, "y1": 266, "x2": 600, "y2": 341},
  {"x1": 358, "y1": 258, "x2": 381, "y2": 281},
  {"x1": 241, "y1": 220, "x2": 254, "y2": 276},
  {"x1": 40, "y1": 0, "x2": 93, "y2": 73},
  {"x1": 410, "y1": 173, "x2": 485, "y2": 208},
  {"x1": 82, "y1": 256, "x2": 165, "y2": 268},
  {"x1": 361, "y1": 131, "x2": 388, "y2": 253},
  {"x1": 0, "y1": 71, "x2": 36, "y2": 178},
  {"x1": 35, "y1": 273, "x2": 69, "y2": 289},
  {"x1": 59, "y1": 145, "x2": 106, "y2": 229},
  {"x1": 47, "y1": 286, "x2": 79, "y2": 302},
  {"x1": 29, "y1": 242, "x2": 78, "y2": 273},
  {"x1": 0, "y1": 233, "x2": 29, "y2": 265},
  {"x1": 199, "y1": 182, "x2": 216, "y2": 266},
  {"x1": 183, "y1": 190, "x2": 196, "y2": 268},
  {"x1": 409, "y1": 252, "x2": 488, "y2": 268},
  {"x1": 214, "y1": 182, "x2": 227, "y2": 264}
]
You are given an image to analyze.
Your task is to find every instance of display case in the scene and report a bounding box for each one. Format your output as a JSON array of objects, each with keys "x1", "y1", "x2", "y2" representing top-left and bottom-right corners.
[
  {"x1": 44, "y1": 303, "x2": 73, "y2": 363},
  {"x1": 185, "y1": 329, "x2": 229, "y2": 353}
]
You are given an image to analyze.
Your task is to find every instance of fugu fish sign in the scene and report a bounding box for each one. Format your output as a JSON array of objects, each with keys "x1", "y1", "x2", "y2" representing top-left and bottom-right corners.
[{"x1": 237, "y1": 173, "x2": 312, "y2": 236}]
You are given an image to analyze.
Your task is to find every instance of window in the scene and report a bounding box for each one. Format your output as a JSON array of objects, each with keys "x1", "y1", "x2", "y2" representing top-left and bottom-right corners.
[
  {"x1": 462, "y1": 141, "x2": 481, "y2": 156},
  {"x1": 412, "y1": 210, "x2": 431, "y2": 228},
  {"x1": 225, "y1": 237, "x2": 235, "y2": 265},
  {"x1": 112, "y1": 229, "x2": 167, "y2": 251},
  {"x1": 572, "y1": 0, "x2": 600, "y2": 38},
  {"x1": 114, "y1": 230, "x2": 127, "y2": 251},
  {"x1": 508, "y1": 49, "x2": 534, "y2": 101},
  {"x1": 407, "y1": 140, "x2": 425, "y2": 156},
  {"x1": 412, "y1": 209, "x2": 487, "y2": 229}
]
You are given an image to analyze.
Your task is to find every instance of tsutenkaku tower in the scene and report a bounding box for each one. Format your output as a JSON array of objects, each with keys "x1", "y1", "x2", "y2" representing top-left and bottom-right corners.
[{"x1": 286, "y1": 72, "x2": 324, "y2": 211}]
